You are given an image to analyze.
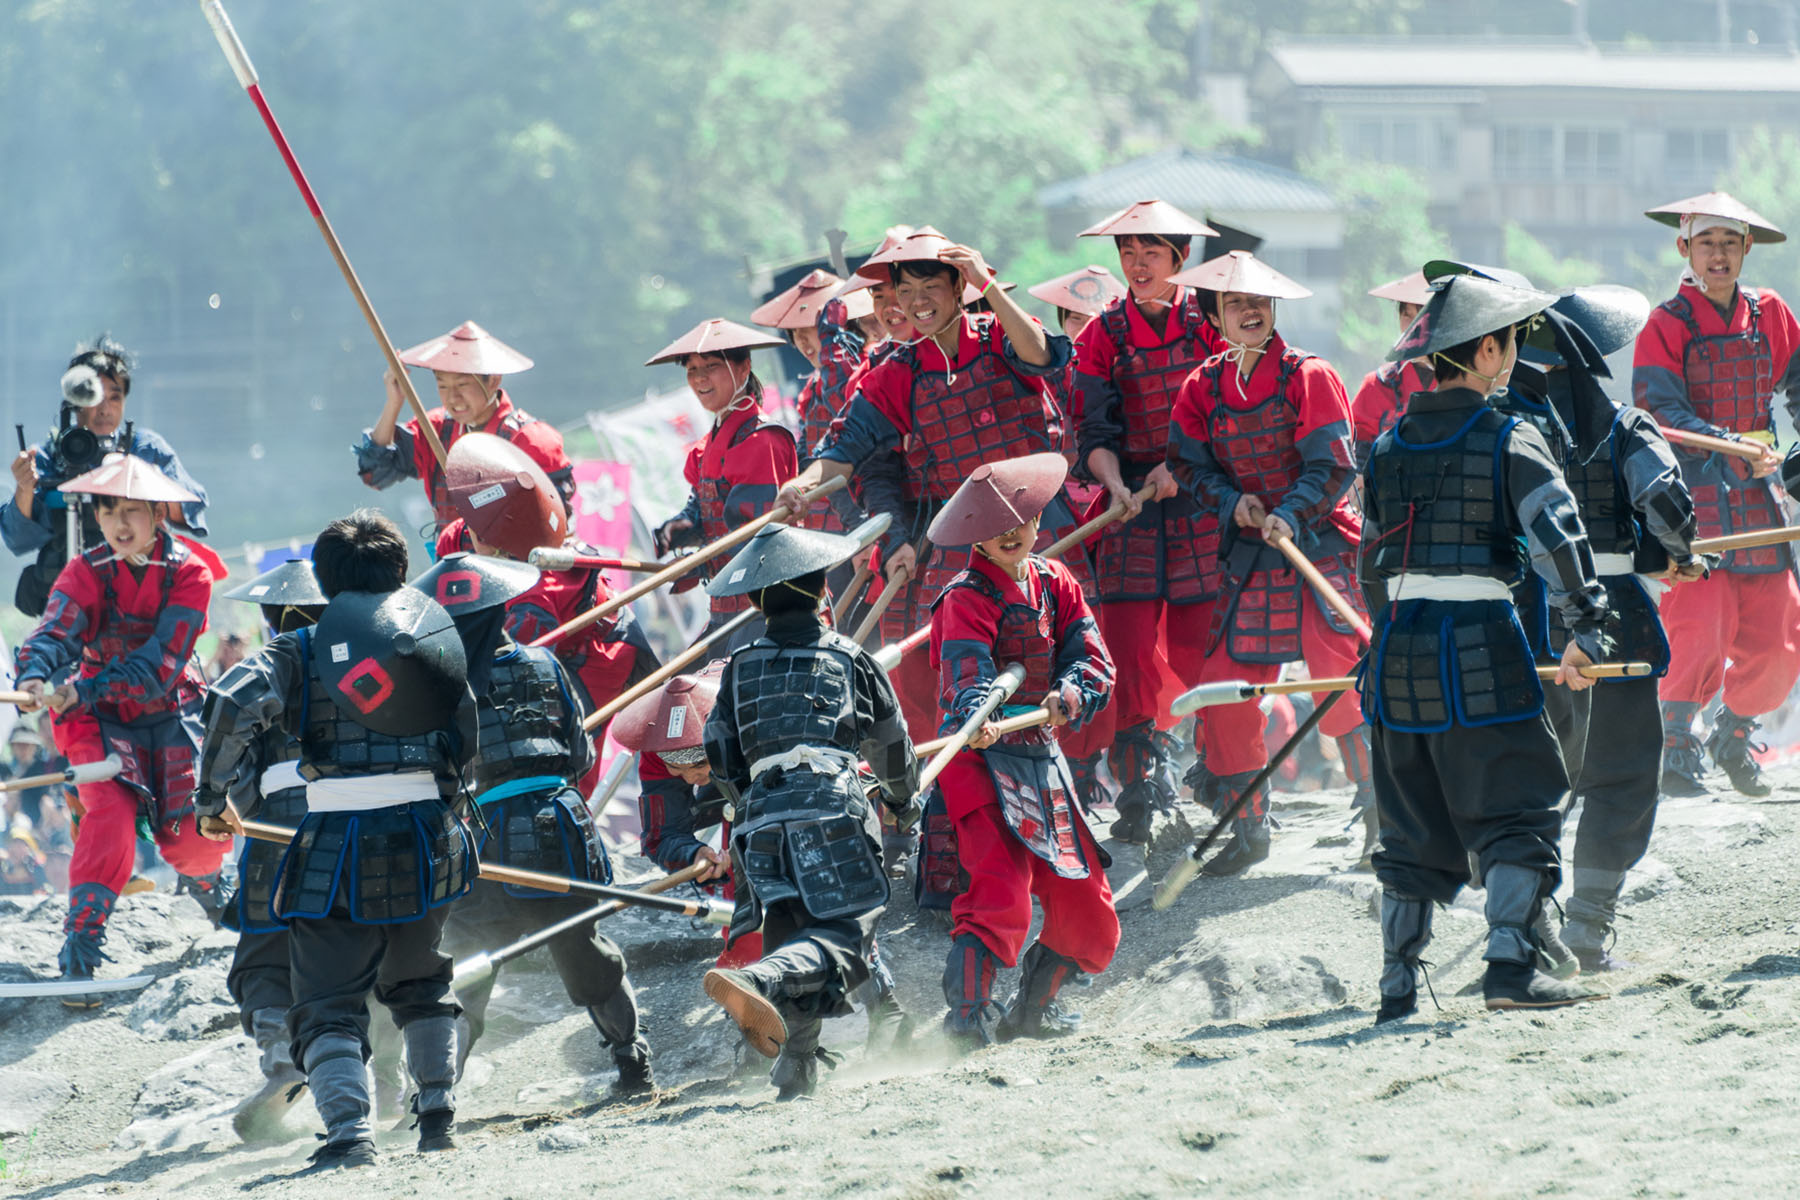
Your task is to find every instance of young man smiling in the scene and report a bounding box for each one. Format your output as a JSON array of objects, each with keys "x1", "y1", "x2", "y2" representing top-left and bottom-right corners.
[{"x1": 1633, "y1": 193, "x2": 1800, "y2": 798}]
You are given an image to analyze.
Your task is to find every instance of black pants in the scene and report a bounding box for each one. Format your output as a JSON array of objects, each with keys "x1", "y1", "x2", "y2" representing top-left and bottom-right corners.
[
  {"x1": 760, "y1": 898, "x2": 879, "y2": 1020},
  {"x1": 442, "y1": 882, "x2": 631, "y2": 1049},
  {"x1": 227, "y1": 927, "x2": 291, "y2": 1034},
  {"x1": 1369, "y1": 713, "x2": 1568, "y2": 903},
  {"x1": 285, "y1": 898, "x2": 458, "y2": 1068},
  {"x1": 1541, "y1": 683, "x2": 1592, "y2": 802},
  {"x1": 1570, "y1": 677, "x2": 1662, "y2": 876}
]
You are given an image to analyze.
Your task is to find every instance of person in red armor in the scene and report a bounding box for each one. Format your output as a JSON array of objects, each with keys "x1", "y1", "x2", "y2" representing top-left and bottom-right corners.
[
  {"x1": 1069, "y1": 200, "x2": 1228, "y2": 843},
  {"x1": 1634, "y1": 192, "x2": 1800, "y2": 798},
  {"x1": 1350, "y1": 271, "x2": 1436, "y2": 465},
  {"x1": 1167, "y1": 251, "x2": 1370, "y2": 875},
  {"x1": 781, "y1": 230, "x2": 1072, "y2": 736},
  {"x1": 14, "y1": 456, "x2": 224, "y2": 997},
  {"x1": 927, "y1": 453, "x2": 1117, "y2": 1049},
  {"x1": 356, "y1": 321, "x2": 574, "y2": 537},
  {"x1": 435, "y1": 433, "x2": 658, "y2": 768},
  {"x1": 651, "y1": 319, "x2": 801, "y2": 650}
]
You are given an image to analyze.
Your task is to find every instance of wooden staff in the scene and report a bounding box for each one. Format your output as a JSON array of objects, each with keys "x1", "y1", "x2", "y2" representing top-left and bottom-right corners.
[
  {"x1": 238, "y1": 819, "x2": 730, "y2": 922},
  {"x1": 1266, "y1": 529, "x2": 1374, "y2": 644},
  {"x1": 1659, "y1": 427, "x2": 1766, "y2": 462},
  {"x1": 1691, "y1": 524, "x2": 1800, "y2": 556},
  {"x1": 914, "y1": 664, "x2": 1026, "y2": 794},
  {"x1": 914, "y1": 706, "x2": 1050, "y2": 758},
  {"x1": 1042, "y1": 483, "x2": 1158, "y2": 559},
  {"x1": 0, "y1": 755, "x2": 122, "y2": 793},
  {"x1": 582, "y1": 611, "x2": 756, "y2": 732},
  {"x1": 528, "y1": 476, "x2": 849, "y2": 649},
  {"x1": 832, "y1": 552, "x2": 876, "y2": 625},
  {"x1": 1172, "y1": 661, "x2": 1655, "y2": 716},
  {"x1": 850, "y1": 562, "x2": 912, "y2": 645},
  {"x1": 201, "y1": 1, "x2": 447, "y2": 470},
  {"x1": 528, "y1": 549, "x2": 668, "y2": 573},
  {"x1": 0, "y1": 690, "x2": 33, "y2": 706},
  {"x1": 454, "y1": 862, "x2": 709, "y2": 985},
  {"x1": 872, "y1": 626, "x2": 930, "y2": 673}
]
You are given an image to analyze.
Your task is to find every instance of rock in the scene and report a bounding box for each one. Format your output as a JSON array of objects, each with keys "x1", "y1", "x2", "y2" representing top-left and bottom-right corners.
[
  {"x1": 124, "y1": 969, "x2": 238, "y2": 1041},
  {"x1": 537, "y1": 1124, "x2": 592, "y2": 1151},
  {"x1": 113, "y1": 1037, "x2": 265, "y2": 1152},
  {"x1": 0, "y1": 1068, "x2": 73, "y2": 1136}
]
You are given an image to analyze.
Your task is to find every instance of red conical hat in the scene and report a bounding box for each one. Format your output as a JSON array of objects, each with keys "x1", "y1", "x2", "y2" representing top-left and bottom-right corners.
[
  {"x1": 751, "y1": 269, "x2": 873, "y2": 328},
  {"x1": 1028, "y1": 265, "x2": 1127, "y2": 316},
  {"x1": 859, "y1": 227, "x2": 956, "y2": 273},
  {"x1": 646, "y1": 319, "x2": 785, "y2": 366},
  {"x1": 927, "y1": 452, "x2": 1068, "y2": 545},
  {"x1": 1170, "y1": 251, "x2": 1312, "y2": 300},
  {"x1": 444, "y1": 432, "x2": 568, "y2": 561},
  {"x1": 612, "y1": 661, "x2": 726, "y2": 754},
  {"x1": 59, "y1": 453, "x2": 199, "y2": 504},
  {"x1": 846, "y1": 225, "x2": 930, "y2": 284},
  {"x1": 1645, "y1": 191, "x2": 1785, "y2": 243},
  {"x1": 1367, "y1": 270, "x2": 1432, "y2": 306},
  {"x1": 1077, "y1": 199, "x2": 1219, "y2": 240},
  {"x1": 399, "y1": 321, "x2": 534, "y2": 375}
]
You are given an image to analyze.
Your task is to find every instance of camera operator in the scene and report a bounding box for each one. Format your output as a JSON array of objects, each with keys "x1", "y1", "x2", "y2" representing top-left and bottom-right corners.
[{"x1": 2, "y1": 338, "x2": 208, "y2": 615}]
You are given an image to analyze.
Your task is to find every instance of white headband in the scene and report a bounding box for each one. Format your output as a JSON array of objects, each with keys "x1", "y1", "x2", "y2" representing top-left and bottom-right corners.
[{"x1": 1680, "y1": 214, "x2": 1749, "y2": 240}]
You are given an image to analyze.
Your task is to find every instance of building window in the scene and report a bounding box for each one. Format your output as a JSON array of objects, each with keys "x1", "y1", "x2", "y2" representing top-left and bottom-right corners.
[
  {"x1": 1564, "y1": 128, "x2": 1622, "y2": 180},
  {"x1": 1340, "y1": 116, "x2": 1453, "y2": 168},
  {"x1": 1495, "y1": 124, "x2": 1625, "y2": 181},
  {"x1": 1495, "y1": 125, "x2": 1556, "y2": 179},
  {"x1": 1667, "y1": 129, "x2": 1731, "y2": 183}
]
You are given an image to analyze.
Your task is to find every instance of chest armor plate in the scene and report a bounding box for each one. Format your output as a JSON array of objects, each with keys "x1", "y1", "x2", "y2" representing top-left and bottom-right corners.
[
  {"x1": 903, "y1": 318, "x2": 1057, "y2": 502},
  {"x1": 1106, "y1": 298, "x2": 1211, "y2": 465},
  {"x1": 299, "y1": 630, "x2": 457, "y2": 782},
  {"x1": 1202, "y1": 351, "x2": 1311, "y2": 500},
  {"x1": 1366, "y1": 409, "x2": 1526, "y2": 583},
  {"x1": 470, "y1": 646, "x2": 575, "y2": 792},
  {"x1": 1670, "y1": 293, "x2": 1775, "y2": 434}
]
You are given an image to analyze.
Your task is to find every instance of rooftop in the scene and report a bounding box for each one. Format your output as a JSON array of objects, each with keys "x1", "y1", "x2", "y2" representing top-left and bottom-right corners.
[
  {"x1": 1262, "y1": 38, "x2": 1800, "y2": 94},
  {"x1": 1038, "y1": 148, "x2": 1334, "y2": 215}
]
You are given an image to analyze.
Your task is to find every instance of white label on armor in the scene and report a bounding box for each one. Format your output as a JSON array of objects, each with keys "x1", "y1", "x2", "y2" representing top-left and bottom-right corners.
[
  {"x1": 330, "y1": 642, "x2": 350, "y2": 663},
  {"x1": 249, "y1": 585, "x2": 269, "y2": 596},
  {"x1": 666, "y1": 708, "x2": 687, "y2": 739},
  {"x1": 468, "y1": 483, "x2": 507, "y2": 508},
  {"x1": 729, "y1": 568, "x2": 747, "y2": 583}
]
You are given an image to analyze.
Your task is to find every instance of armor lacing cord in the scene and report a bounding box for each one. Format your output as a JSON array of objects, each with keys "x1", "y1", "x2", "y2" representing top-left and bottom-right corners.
[{"x1": 1220, "y1": 326, "x2": 1276, "y2": 403}]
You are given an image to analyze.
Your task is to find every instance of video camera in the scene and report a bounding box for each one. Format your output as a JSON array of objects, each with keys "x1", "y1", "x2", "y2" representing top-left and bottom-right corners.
[{"x1": 40, "y1": 365, "x2": 120, "y2": 480}]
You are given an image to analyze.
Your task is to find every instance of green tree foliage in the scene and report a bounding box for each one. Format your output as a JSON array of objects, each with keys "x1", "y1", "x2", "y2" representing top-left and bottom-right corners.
[
  {"x1": 1502, "y1": 224, "x2": 1609, "y2": 291},
  {"x1": 1719, "y1": 125, "x2": 1800, "y2": 305}
]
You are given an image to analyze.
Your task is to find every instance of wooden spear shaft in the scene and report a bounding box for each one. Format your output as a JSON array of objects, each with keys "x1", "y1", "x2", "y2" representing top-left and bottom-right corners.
[
  {"x1": 581, "y1": 610, "x2": 755, "y2": 733},
  {"x1": 1173, "y1": 661, "x2": 1655, "y2": 714},
  {"x1": 850, "y1": 562, "x2": 911, "y2": 645},
  {"x1": 200, "y1": 1, "x2": 447, "y2": 470},
  {"x1": 1267, "y1": 529, "x2": 1374, "y2": 644},
  {"x1": 1659, "y1": 427, "x2": 1766, "y2": 462},
  {"x1": 528, "y1": 476, "x2": 849, "y2": 649},
  {"x1": 1691, "y1": 524, "x2": 1800, "y2": 556},
  {"x1": 1041, "y1": 483, "x2": 1157, "y2": 559}
]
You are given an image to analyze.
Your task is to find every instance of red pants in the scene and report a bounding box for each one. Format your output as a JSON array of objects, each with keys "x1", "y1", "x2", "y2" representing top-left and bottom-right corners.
[
  {"x1": 942, "y1": 754, "x2": 1119, "y2": 973},
  {"x1": 1658, "y1": 569, "x2": 1800, "y2": 714},
  {"x1": 1095, "y1": 598, "x2": 1210, "y2": 733},
  {"x1": 1197, "y1": 601, "x2": 1365, "y2": 776},
  {"x1": 892, "y1": 643, "x2": 941, "y2": 744},
  {"x1": 54, "y1": 713, "x2": 225, "y2": 899}
]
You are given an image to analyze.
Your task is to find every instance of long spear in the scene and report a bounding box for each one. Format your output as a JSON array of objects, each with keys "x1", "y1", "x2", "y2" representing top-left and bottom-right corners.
[
  {"x1": 1691, "y1": 524, "x2": 1800, "y2": 556},
  {"x1": 913, "y1": 663, "x2": 1026, "y2": 795},
  {"x1": 1659, "y1": 427, "x2": 1766, "y2": 463},
  {"x1": 1266, "y1": 529, "x2": 1373, "y2": 643},
  {"x1": 0, "y1": 755, "x2": 122, "y2": 793},
  {"x1": 1171, "y1": 661, "x2": 1655, "y2": 715},
  {"x1": 528, "y1": 476, "x2": 849, "y2": 649},
  {"x1": 238, "y1": 819, "x2": 729, "y2": 922},
  {"x1": 200, "y1": 1, "x2": 448, "y2": 470}
]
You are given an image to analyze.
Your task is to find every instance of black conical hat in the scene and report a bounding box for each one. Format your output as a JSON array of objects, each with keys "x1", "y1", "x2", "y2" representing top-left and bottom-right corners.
[
  {"x1": 408, "y1": 552, "x2": 540, "y2": 616},
  {"x1": 1422, "y1": 259, "x2": 1536, "y2": 290},
  {"x1": 1389, "y1": 274, "x2": 1557, "y2": 364},
  {"x1": 1533, "y1": 285, "x2": 1651, "y2": 366},
  {"x1": 222, "y1": 558, "x2": 327, "y2": 607},
  {"x1": 705, "y1": 524, "x2": 866, "y2": 599}
]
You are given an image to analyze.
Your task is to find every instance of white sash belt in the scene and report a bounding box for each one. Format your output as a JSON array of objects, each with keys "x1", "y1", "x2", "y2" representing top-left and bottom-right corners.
[
  {"x1": 1384, "y1": 576, "x2": 1512, "y2": 603},
  {"x1": 259, "y1": 761, "x2": 305, "y2": 797},
  {"x1": 305, "y1": 771, "x2": 438, "y2": 813},
  {"x1": 749, "y1": 746, "x2": 857, "y2": 782},
  {"x1": 1592, "y1": 553, "x2": 1636, "y2": 577}
]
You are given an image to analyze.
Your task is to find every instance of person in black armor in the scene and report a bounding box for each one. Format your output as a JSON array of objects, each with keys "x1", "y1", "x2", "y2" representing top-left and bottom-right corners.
[
  {"x1": 414, "y1": 551, "x2": 653, "y2": 1095},
  {"x1": 210, "y1": 559, "x2": 328, "y2": 1143},
  {"x1": 698, "y1": 523, "x2": 920, "y2": 1100},
  {"x1": 196, "y1": 510, "x2": 478, "y2": 1171},
  {"x1": 1360, "y1": 275, "x2": 1611, "y2": 1019}
]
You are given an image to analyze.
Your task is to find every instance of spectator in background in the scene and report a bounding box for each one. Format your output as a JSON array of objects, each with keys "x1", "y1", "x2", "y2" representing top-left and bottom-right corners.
[
  {"x1": 208, "y1": 632, "x2": 248, "y2": 681},
  {"x1": 1, "y1": 829, "x2": 49, "y2": 895},
  {"x1": 1, "y1": 724, "x2": 65, "y2": 828},
  {"x1": 37, "y1": 794, "x2": 73, "y2": 892}
]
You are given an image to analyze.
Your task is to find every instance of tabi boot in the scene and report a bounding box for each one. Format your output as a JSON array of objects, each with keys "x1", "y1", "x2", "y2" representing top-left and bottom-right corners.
[
  {"x1": 176, "y1": 871, "x2": 229, "y2": 926},
  {"x1": 996, "y1": 943, "x2": 1084, "y2": 1042},
  {"x1": 770, "y1": 1016, "x2": 837, "y2": 1101},
  {"x1": 1201, "y1": 776, "x2": 1271, "y2": 876},
  {"x1": 302, "y1": 1035, "x2": 377, "y2": 1170},
  {"x1": 404, "y1": 1016, "x2": 459, "y2": 1151},
  {"x1": 864, "y1": 942, "x2": 914, "y2": 1055},
  {"x1": 1481, "y1": 864, "x2": 1608, "y2": 1011},
  {"x1": 1107, "y1": 722, "x2": 1171, "y2": 845},
  {"x1": 1376, "y1": 892, "x2": 1433, "y2": 1024},
  {"x1": 1184, "y1": 753, "x2": 1219, "y2": 815},
  {"x1": 704, "y1": 964, "x2": 788, "y2": 1059},
  {"x1": 1658, "y1": 701, "x2": 1707, "y2": 798},
  {"x1": 234, "y1": 1006, "x2": 307, "y2": 1143},
  {"x1": 1562, "y1": 875, "x2": 1632, "y2": 973},
  {"x1": 1533, "y1": 898, "x2": 1580, "y2": 980},
  {"x1": 58, "y1": 883, "x2": 116, "y2": 1008},
  {"x1": 1068, "y1": 751, "x2": 1114, "y2": 816},
  {"x1": 941, "y1": 932, "x2": 1000, "y2": 1051},
  {"x1": 589, "y1": 984, "x2": 655, "y2": 1095},
  {"x1": 1705, "y1": 708, "x2": 1772, "y2": 798}
]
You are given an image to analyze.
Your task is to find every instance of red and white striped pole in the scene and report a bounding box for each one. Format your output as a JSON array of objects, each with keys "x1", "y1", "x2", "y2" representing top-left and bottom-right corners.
[{"x1": 199, "y1": 0, "x2": 448, "y2": 470}]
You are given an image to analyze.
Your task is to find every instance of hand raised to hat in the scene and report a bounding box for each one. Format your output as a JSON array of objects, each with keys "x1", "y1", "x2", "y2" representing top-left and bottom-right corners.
[{"x1": 938, "y1": 244, "x2": 993, "y2": 294}]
